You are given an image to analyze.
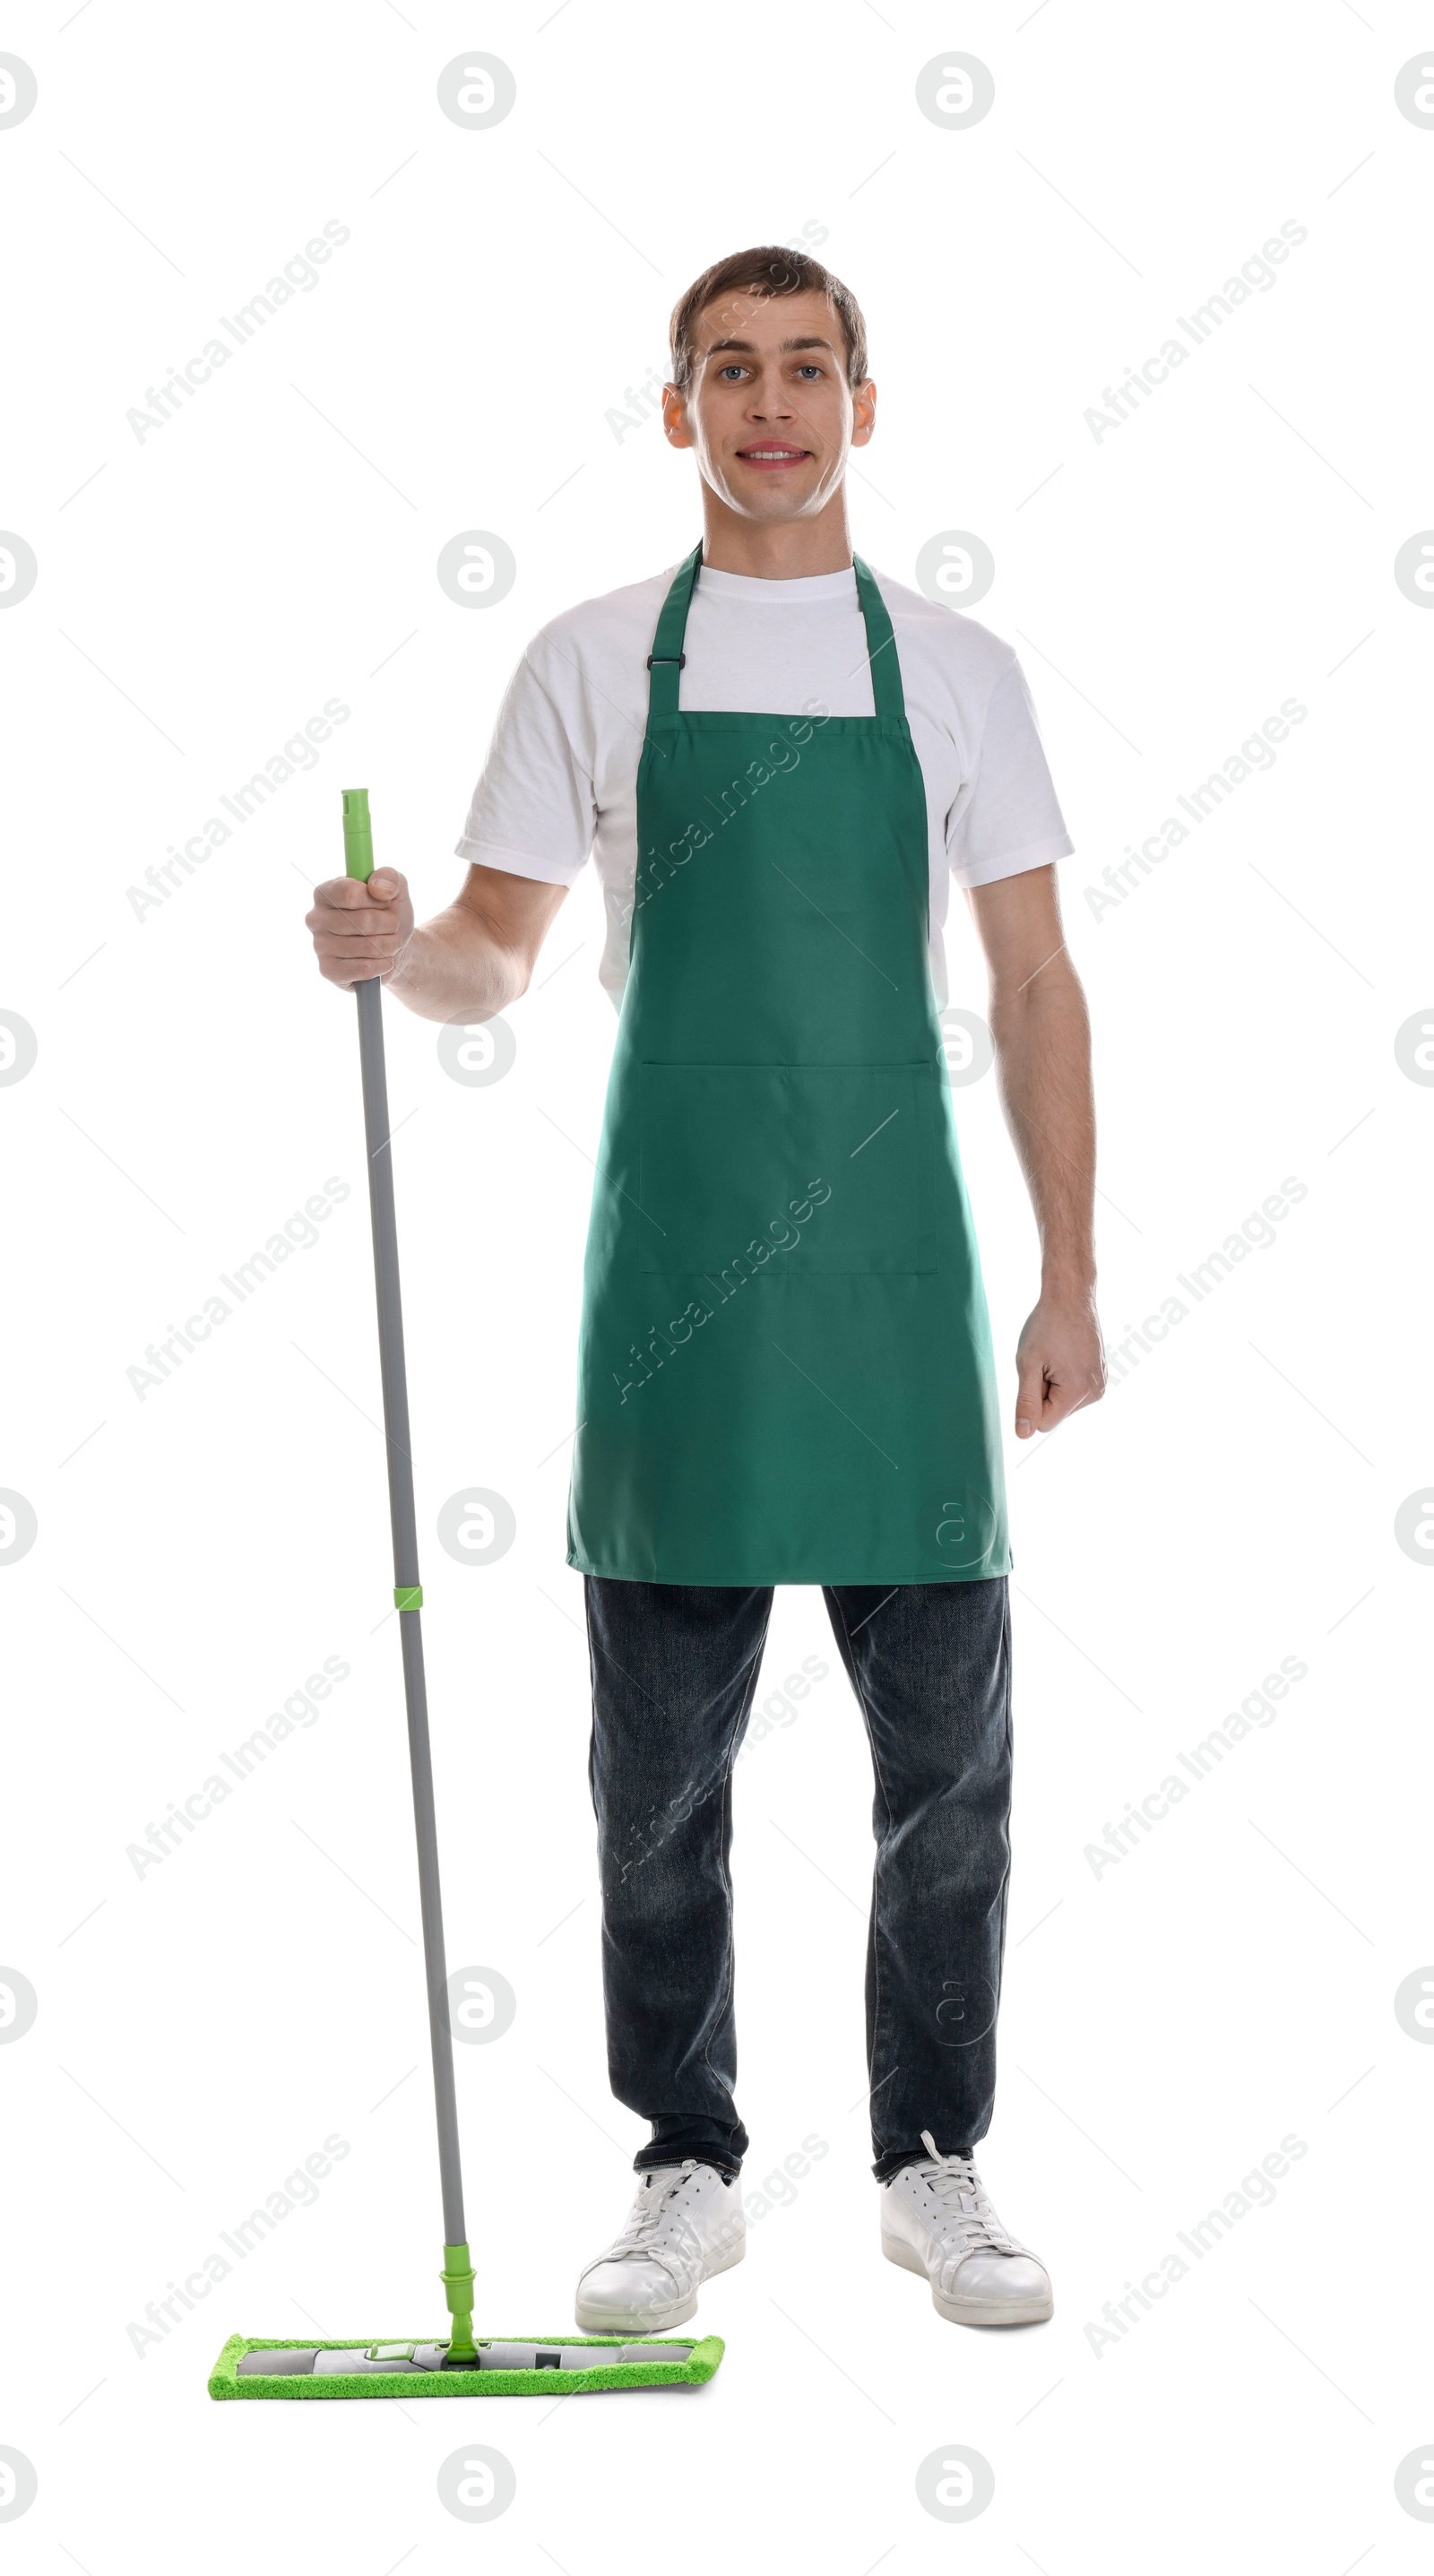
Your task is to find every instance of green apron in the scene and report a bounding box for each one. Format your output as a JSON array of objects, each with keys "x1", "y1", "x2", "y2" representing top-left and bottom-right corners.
[{"x1": 566, "y1": 543, "x2": 1009, "y2": 1586}]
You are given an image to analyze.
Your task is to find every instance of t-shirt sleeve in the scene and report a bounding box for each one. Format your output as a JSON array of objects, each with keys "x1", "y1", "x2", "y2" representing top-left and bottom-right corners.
[
  {"x1": 454, "y1": 648, "x2": 595, "y2": 886},
  {"x1": 946, "y1": 656, "x2": 1074, "y2": 888}
]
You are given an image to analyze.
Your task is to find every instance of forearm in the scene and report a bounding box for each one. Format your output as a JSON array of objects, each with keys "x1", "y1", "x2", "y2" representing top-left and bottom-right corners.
[
  {"x1": 989, "y1": 957, "x2": 1097, "y2": 1290},
  {"x1": 386, "y1": 902, "x2": 533, "y2": 1024}
]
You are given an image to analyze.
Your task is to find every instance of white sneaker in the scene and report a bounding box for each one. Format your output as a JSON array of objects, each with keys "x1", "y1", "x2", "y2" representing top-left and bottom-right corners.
[
  {"x1": 574, "y1": 2159, "x2": 746, "y2": 2333},
  {"x1": 882, "y1": 2131, "x2": 1052, "y2": 2326}
]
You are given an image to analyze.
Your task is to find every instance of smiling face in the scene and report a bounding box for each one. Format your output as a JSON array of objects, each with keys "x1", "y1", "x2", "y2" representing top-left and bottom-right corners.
[{"x1": 663, "y1": 285, "x2": 876, "y2": 528}]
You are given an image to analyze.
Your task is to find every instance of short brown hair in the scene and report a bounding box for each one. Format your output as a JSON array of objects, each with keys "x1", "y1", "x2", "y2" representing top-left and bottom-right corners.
[{"x1": 669, "y1": 246, "x2": 868, "y2": 393}]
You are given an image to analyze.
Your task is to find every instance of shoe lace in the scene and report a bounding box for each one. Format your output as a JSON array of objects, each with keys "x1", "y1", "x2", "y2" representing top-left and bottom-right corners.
[
  {"x1": 913, "y1": 2130, "x2": 1025, "y2": 2259},
  {"x1": 607, "y1": 2159, "x2": 702, "y2": 2285}
]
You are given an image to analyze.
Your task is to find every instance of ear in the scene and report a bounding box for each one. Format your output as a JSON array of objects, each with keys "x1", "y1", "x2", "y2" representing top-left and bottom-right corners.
[
  {"x1": 661, "y1": 383, "x2": 695, "y2": 450},
  {"x1": 850, "y1": 378, "x2": 877, "y2": 449}
]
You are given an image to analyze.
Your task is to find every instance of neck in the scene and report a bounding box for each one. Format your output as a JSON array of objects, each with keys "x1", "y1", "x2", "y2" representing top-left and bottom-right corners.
[{"x1": 698, "y1": 483, "x2": 853, "y2": 578}]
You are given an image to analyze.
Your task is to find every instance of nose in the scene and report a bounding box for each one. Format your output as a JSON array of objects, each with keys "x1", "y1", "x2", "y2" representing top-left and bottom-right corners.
[{"x1": 747, "y1": 369, "x2": 796, "y2": 420}]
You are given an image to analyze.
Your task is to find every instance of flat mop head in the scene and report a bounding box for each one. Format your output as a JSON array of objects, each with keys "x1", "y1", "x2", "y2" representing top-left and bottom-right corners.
[{"x1": 209, "y1": 2331, "x2": 724, "y2": 2399}]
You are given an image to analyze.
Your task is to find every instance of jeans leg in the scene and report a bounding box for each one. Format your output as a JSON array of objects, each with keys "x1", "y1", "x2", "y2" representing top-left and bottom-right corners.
[
  {"x1": 824, "y1": 1578, "x2": 1013, "y2": 2180},
  {"x1": 585, "y1": 1577, "x2": 772, "y2": 2176}
]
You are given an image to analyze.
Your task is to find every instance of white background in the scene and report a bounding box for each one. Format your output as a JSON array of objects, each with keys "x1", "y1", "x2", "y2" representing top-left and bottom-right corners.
[{"x1": 3, "y1": 2, "x2": 1431, "y2": 2566}]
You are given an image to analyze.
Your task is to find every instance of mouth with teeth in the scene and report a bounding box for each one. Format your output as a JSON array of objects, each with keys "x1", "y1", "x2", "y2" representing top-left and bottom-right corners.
[{"x1": 734, "y1": 443, "x2": 812, "y2": 470}]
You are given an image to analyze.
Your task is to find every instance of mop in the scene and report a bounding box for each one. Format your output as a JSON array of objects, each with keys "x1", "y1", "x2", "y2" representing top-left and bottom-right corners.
[{"x1": 209, "y1": 790, "x2": 724, "y2": 2399}]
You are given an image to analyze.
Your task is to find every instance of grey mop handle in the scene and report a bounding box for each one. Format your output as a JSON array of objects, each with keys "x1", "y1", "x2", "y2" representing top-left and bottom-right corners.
[{"x1": 352, "y1": 969, "x2": 468, "y2": 2252}]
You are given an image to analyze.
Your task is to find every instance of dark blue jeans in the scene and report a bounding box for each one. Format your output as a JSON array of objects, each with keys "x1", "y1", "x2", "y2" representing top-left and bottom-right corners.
[{"x1": 584, "y1": 1577, "x2": 1013, "y2": 2183}]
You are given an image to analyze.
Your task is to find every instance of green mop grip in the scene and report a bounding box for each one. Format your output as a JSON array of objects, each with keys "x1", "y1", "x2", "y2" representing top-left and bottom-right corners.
[{"x1": 342, "y1": 786, "x2": 374, "y2": 883}]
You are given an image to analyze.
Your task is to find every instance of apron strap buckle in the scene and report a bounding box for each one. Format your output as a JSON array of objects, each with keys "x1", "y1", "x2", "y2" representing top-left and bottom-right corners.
[{"x1": 646, "y1": 652, "x2": 687, "y2": 669}]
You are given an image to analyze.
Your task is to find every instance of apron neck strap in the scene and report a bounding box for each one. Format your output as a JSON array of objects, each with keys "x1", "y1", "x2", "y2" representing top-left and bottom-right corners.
[
  {"x1": 646, "y1": 542, "x2": 704, "y2": 719},
  {"x1": 852, "y1": 556, "x2": 905, "y2": 723},
  {"x1": 644, "y1": 544, "x2": 905, "y2": 723}
]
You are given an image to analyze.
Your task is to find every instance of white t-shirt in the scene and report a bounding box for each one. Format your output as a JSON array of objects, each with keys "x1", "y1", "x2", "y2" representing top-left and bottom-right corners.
[{"x1": 455, "y1": 560, "x2": 1073, "y2": 1007}]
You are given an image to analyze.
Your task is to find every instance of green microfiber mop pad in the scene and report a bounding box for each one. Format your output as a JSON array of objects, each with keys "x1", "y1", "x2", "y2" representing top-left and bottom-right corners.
[{"x1": 209, "y1": 2332, "x2": 724, "y2": 2399}]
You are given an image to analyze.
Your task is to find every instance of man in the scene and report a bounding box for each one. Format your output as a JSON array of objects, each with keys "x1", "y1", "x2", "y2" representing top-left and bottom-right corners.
[{"x1": 307, "y1": 246, "x2": 1104, "y2": 2334}]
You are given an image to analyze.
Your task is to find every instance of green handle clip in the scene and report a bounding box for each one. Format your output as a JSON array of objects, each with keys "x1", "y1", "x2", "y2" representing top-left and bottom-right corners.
[{"x1": 341, "y1": 786, "x2": 374, "y2": 883}]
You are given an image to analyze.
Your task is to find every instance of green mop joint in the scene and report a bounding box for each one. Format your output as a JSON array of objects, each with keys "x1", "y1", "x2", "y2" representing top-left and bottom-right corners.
[
  {"x1": 394, "y1": 1584, "x2": 422, "y2": 1611},
  {"x1": 441, "y1": 2242, "x2": 477, "y2": 2362}
]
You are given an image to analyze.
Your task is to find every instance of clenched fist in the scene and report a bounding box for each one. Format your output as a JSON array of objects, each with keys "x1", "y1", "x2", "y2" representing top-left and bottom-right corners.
[{"x1": 307, "y1": 868, "x2": 415, "y2": 990}]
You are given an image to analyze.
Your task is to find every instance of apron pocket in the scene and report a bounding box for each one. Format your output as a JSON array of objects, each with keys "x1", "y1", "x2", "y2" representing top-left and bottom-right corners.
[{"x1": 638, "y1": 1062, "x2": 936, "y2": 1275}]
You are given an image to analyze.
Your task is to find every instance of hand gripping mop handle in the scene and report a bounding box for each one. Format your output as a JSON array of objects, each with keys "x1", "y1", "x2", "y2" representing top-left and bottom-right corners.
[{"x1": 341, "y1": 788, "x2": 476, "y2": 2363}]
